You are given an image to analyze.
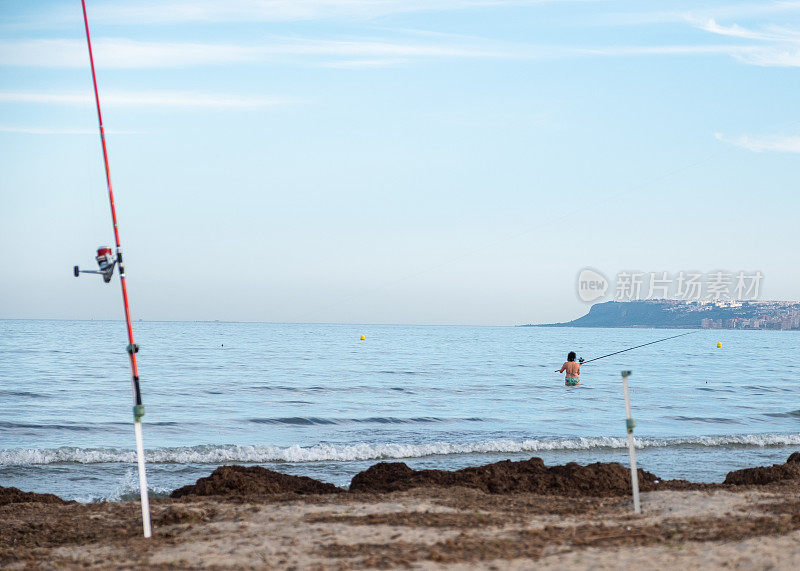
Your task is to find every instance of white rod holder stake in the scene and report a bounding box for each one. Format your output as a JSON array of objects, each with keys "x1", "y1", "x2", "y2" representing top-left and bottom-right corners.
[
  {"x1": 621, "y1": 370, "x2": 641, "y2": 514},
  {"x1": 134, "y1": 421, "x2": 152, "y2": 538}
]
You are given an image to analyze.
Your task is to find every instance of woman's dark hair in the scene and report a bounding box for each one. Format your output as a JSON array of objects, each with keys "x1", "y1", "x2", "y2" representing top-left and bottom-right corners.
[{"x1": 567, "y1": 351, "x2": 576, "y2": 362}]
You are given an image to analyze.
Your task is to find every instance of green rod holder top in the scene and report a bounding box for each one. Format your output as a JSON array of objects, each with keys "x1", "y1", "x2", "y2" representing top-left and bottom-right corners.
[{"x1": 133, "y1": 404, "x2": 145, "y2": 422}]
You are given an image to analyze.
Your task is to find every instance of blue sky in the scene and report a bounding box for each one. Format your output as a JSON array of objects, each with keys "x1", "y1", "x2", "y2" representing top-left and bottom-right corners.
[{"x1": 1, "y1": 0, "x2": 798, "y2": 325}]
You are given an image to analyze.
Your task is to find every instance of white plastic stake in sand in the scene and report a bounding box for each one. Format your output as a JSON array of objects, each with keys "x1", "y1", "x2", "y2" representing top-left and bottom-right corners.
[
  {"x1": 621, "y1": 370, "x2": 641, "y2": 514},
  {"x1": 134, "y1": 420, "x2": 152, "y2": 537}
]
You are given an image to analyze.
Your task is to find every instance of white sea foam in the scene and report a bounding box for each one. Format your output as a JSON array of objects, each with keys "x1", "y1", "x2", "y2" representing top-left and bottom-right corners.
[
  {"x1": 74, "y1": 468, "x2": 172, "y2": 503},
  {"x1": 3, "y1": 433, "x2": 800, "y2": 466}
]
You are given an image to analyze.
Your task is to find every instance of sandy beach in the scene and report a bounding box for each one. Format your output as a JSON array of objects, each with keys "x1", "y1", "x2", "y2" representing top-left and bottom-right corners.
[{"x1": 3, "y1": 456, "x2": 800, "y2": 569}]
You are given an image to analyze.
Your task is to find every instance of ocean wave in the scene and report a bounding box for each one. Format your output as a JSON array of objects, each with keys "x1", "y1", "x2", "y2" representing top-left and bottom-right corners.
[
  {"x1": 766, "y1": 409, "x2": 800, "y2": 418},
  {"x1": 75, "y1": 469, "x2": 173, "y2": 503},
  {"x1": 0, "y1": 421, "x2": 96, "y2": 432},
  {"x1": 2, "y1": 433, "x2": 800, "y2": 466},
  {"x1": 0, "y1": 390, "x2": 49, "y2": 399},
  {"x1": 0, "y1": 420, "x2": 182, "y2": 431},
  {"x1": 669, "y1": 416, "x2": 743, "y2": 424},
  {"x1": 247, "y1": 416, "x2": 485, "y2": 425}
]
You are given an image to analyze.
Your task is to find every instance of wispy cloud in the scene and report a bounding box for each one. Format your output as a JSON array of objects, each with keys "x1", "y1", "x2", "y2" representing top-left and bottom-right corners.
[
  {"x1": 0, "y1": 39, "x2": 258, "y2": 68},
  {"x1": 597, "y1": 1, "x2": 800, "y2": 27},
  {"x1": 0, "y1": 91, "x2": 292, "y2": 108},
  {"x1": 1, "y1": 0, "x2": 584, "y2": 32},
  {"x1": 733, "y1": 47, "x2": 800, "y2": 66},
  {"x1": 5, "y1": 5, "x2": 800, "y2": 71},
  {"x1": 0, "y1": 37, "x2": 514, "y2": 69},
  {"x1": 321, "y1": 58, "x2": 411, "y2": 69},
  {"x1": 589, "y1": 4, "x2": 800, "y2": 68},
  {"x1": 0, "y1": 35, "x2": 769, "y2": 71},
  {"x1": 0, "y1": 126, "x2": 142, "y2": 135},
  {"x1": 691, "y1": 18, "x2": 800, "y2": 42},
  {"x1": 578, "y1": 44, "x2": 752, "y2": 57},
  {"x1": 692, "y1": 18, "x2": 769, "y2": 40},
  {"x1": 688, "y1": 16, "x2": 800, "y2": 66},
  {"x1": 715, "y1": 132, "x2": 800, "y2": 153},
  {"x1": 62, "y1": 0, "x2": 583, "y2": 25}
]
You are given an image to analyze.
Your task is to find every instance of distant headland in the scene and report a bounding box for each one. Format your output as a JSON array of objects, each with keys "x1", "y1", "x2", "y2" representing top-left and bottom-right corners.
[{"x1": 529, "y1": 300, "x2": 800, "y2": 330}]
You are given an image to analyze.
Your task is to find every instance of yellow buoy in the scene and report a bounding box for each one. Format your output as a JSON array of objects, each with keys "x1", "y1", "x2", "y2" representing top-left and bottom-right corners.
[
  {"x1": 716, "y1": 342, "x2": 722, "y2": 349},
  {"x1": 360, "y1": 335, "x2": 365, "y2": 341}
]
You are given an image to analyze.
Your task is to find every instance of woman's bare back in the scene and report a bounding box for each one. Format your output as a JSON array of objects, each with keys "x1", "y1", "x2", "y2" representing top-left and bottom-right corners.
[{"x1": 558, "y1": 361, "x2": 581, "y2": 378}]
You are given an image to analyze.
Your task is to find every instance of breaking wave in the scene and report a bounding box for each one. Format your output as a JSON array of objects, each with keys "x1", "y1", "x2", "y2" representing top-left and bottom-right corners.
[
  {"x1": 2, "y1": 433, "x2": 800, "y2": 466},
  {"x1": 74, "y1": 469, "x2": 173, "y2": 503}
]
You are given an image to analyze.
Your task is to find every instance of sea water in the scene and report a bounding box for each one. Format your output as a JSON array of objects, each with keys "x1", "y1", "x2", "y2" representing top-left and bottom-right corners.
[{"x1": 1, "y1": 319, "x2": 798, "y2": 501}]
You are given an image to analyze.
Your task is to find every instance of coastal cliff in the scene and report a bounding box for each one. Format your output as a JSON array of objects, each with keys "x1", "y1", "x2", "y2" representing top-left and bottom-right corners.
[{"x1": 531, "y1": 300, "x2": 800, "y2": 329}]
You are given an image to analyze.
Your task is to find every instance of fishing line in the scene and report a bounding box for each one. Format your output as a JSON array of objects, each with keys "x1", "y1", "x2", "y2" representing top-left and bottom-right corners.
[{"x1": 579, "y1": 330, "x2": 697, "y2": 364}]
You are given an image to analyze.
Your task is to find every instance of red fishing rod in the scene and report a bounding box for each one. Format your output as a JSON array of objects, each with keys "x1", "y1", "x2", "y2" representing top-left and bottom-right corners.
[{"x1": 74, "y1": 0, "x2": 152, "y2": 538}]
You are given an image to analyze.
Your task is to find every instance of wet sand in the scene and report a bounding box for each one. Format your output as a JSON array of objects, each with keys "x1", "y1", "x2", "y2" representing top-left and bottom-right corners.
[{"x1": 3, "y1": 456, "x2": 800, "y2": 569}]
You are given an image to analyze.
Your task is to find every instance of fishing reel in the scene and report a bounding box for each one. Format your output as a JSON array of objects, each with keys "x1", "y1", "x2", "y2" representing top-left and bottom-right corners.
[
  {"x1": 578, "y1": 357, "x2": 585, "y2": 364},
  {"x1": 74, "y1": 246, "x2": 116, "y2": 283}
]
